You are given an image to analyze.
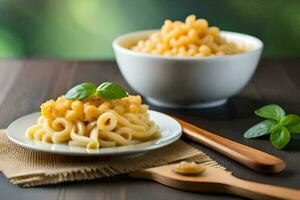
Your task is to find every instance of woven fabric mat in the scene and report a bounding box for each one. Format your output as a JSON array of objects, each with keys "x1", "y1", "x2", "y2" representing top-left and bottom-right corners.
[{"x1": 0, "y1": 129, "x2": 222, "y2": 187}]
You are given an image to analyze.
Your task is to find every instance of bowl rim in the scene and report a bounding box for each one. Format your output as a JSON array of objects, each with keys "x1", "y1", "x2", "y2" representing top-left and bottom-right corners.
[{"x1": 112, "y1": 29, "x2": 263, "y2": 60}]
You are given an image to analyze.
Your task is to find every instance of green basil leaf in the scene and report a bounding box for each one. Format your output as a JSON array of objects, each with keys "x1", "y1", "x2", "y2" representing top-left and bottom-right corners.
[
  {"x1": 287, "y1": 123, "x2": 300, "y2": 134},
  {"x1": 280, "y1": 114, "x2": 300, "y2": 126},
  {"x1": 96, "y1": 82, "x2": 128, "y2": 100},
  {"x1": 270, "y1": 126, "x2": 290, "y2": 149},
  {"x1": 65, "y1": 82, "x2": 96, "y2": 100},
  {"x1": 244, "y1": 119, "x2": 277, "y2": 138},
  {"x1": 254, "y1": 104, "x2": 285, "y2": 121}
]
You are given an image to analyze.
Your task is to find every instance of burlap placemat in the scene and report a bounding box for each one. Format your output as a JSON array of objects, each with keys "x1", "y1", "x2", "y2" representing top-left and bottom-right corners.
[{"x1": 0, "y1": 129, "x2": 222, "y2": 187}]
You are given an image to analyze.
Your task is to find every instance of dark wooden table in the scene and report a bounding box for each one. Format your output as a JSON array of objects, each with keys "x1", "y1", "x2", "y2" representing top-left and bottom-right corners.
[{"x1": 0, "y1": 59, "x2": 299, "y2": 200}]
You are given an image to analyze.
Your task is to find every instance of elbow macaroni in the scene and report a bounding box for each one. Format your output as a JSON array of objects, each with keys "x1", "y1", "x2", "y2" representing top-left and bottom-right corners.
[
  {"x1": 131, "y1": 15, "x2": 246, "y2": 57},
  {"x1": 26, "y1": 95, "x2": 160, "y2": 149}
]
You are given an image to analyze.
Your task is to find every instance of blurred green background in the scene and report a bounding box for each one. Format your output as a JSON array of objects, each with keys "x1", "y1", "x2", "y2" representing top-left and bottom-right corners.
[{"x1": 0, "y1": 0, "x2": 299, "y2": 59}]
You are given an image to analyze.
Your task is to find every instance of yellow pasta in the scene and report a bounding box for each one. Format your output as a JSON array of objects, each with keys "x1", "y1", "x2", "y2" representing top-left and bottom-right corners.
[
  {"x1": 26, "y1": 95, "x2": 160, "y2": 149},
  {"x1": 70, "y1": 121, "x2": 90, "y2": 147},
  {"x1": 97, "y1": 111, "x2": 118, "y2": 131},
  {"x1": 131, "y1": 15, "x2": 246, "y2": 57}
]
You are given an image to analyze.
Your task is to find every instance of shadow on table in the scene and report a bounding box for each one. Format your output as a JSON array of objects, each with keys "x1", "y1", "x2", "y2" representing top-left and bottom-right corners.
[
  {"x1": 285, "y1": 135, "x2": 300, "y2": 152},
  {"x1": 148, "y1": 96, "x2": 263, "y2": 121}
]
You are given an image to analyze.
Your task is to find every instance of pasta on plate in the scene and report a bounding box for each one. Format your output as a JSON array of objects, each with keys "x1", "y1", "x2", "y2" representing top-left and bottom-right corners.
[{"x1": 25, "y1": 95, "x2": 160, "y2": 149}]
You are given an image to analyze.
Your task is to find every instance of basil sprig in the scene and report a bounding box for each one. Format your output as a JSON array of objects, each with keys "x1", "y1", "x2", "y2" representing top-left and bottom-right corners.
[
  {"x1": 65, "y1": 82, "x2": 128, "y2": 100},
  {"x1": 96, "y1": 82, "x2": 128, "y2": 100},
  {"x1": 65, "y1": 83, "x2": 96, "y2": 100},
  {"x1": 244, "y1": 104, "x2": 300, "y2": 149}
]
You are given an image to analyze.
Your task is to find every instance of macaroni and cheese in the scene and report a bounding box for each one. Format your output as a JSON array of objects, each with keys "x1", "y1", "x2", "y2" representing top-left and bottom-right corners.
[
  {"x1": 26, "y1": 95, "x2": 160, "y2": 149},
  {"x1": 131, "y1": 15, "x2": 246, "y2": 57}
]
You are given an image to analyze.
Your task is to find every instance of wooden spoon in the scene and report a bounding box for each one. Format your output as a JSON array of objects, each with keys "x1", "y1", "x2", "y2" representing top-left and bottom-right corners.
[
  {"x1": 130, "y1": 164, "x2": 300, "y2": 200},
  {"x1": 171, "y1": 116, "x2": 285, "y2": 173}
]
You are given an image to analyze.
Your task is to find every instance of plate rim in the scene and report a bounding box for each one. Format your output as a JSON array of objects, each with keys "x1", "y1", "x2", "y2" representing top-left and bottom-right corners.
[{"x1": 6, "y1": 110, "x2": 182, "y2": 156}]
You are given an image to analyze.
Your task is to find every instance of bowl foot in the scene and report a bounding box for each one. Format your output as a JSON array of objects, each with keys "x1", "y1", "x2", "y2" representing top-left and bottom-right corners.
[{"x1": 146, "y1": 98, "x2": 228, "y2": 109}]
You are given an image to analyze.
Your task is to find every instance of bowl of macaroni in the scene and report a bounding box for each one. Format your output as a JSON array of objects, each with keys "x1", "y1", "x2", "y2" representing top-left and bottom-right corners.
[{"x1": 113, "y1": 15, "x2": 263, "y2": 108}]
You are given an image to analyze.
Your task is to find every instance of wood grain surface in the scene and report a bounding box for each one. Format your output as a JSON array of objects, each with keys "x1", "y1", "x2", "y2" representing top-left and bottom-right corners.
[{"x1": 0, "y1": 59, "x2": 300, "y2": 200}]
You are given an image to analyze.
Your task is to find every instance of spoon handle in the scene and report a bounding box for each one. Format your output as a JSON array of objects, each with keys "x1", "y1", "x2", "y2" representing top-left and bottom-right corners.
[
  {"x1": 172, "y1": 116, "x2": 285, "y2": 173},
  {"x1": 228, "y1": 176, "x2": 300, "y2": 200}
]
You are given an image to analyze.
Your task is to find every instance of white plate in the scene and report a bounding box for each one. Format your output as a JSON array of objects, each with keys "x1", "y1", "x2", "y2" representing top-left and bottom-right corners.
[{"x1": 6, "y1": 110, "x2": 182, "y2": 156}]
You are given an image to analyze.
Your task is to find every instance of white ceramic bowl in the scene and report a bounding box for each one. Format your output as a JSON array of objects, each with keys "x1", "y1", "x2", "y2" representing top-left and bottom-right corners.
[{"x1": 113, "y1": 30, "x2": 263, "y2": 108}]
